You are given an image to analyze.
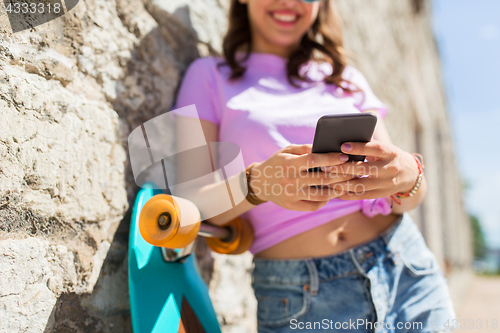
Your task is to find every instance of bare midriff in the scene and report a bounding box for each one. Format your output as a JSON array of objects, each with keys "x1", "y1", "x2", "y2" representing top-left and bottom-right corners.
[{"x1": 254, "y1": 211, "x2": 402, "y2": 259}]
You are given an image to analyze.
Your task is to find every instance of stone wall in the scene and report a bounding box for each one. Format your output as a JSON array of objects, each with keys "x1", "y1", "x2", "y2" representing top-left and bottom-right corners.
[
  {"x1": 0, "y1": 0, "x2": 227, "y2": 331},
  {"x1": 0, "y1": 0, "x2": 472, "y2": 332}
]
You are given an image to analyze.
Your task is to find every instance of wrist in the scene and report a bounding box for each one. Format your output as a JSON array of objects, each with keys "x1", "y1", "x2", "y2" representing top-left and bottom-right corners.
[
  {"x1": 391, "y1": 153, "x2": 424, "y2": 205},
  {"x1": 399, "y1": 153, "x2": 420, "y2": 193},
  {"x1": 245, "y1": 162, "x2": 268, "y2": 205},
  {"x1": 254, "y1": 163, "x2": 269, "y2": 201}
]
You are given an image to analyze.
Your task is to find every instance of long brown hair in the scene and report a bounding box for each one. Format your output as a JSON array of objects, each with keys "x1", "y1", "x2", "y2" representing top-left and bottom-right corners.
[{"x1": 219, "y1": 0, "x2": 355, "y2": 90}]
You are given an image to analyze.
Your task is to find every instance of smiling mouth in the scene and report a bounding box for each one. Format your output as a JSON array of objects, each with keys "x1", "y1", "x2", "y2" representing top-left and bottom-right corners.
[{"x1": 270, "y1": 12, "x2": 300, "y2": 24}]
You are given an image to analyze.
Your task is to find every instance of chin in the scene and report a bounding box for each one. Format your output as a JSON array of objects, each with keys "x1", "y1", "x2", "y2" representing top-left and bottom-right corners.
[{"x1": 267, "y1": 35, "x2": 302, "y2": 50}]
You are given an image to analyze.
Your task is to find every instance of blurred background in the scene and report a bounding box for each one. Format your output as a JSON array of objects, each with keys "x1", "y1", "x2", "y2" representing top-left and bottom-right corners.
[
  {"x1": 433, "y1": 0, "x2": 500, "y2": 272},
  {"x1": 432, "y1": 0, "x2": 500, "y2": 327},
  {"x1": 0, "y1": 0, "x2": 498, "y2": 332}
]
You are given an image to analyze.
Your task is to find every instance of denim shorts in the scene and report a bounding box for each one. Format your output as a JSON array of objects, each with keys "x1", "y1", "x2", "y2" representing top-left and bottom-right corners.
[{"x1": 251, "y1": 212, "x2": 456, "y2": 333}]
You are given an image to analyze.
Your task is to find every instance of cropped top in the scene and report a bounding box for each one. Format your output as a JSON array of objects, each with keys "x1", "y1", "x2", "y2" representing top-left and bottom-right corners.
[{"x1": 171, "y1": 52, "x2": 393, "y2": 254}]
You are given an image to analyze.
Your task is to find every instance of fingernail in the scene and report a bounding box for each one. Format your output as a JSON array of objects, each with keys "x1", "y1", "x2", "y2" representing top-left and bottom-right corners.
[
  {"x1": 339, "y1": 154, "x2": 349, "y2": 162},
  {"x1": 342, "y1": 143, "x2": 352, "y2": 152}
]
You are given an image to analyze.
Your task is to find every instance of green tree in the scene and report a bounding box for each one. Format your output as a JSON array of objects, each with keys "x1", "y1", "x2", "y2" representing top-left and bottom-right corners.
[{"x1": 469, "y1": 214, "x2": 486, "y2": 259}]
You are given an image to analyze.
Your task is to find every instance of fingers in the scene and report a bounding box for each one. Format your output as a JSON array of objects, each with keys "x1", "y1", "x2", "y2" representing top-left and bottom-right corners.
[
  {"x1": 292, "y1": 184, "x2": 346, "y2": 202},
  {"x1": 282, "y1": 144, "x2": 313, "y2": 155},
  {"x1": 291, "y1": 152, "x2": 350, "y2": 172},
  {"x1": 295, "y1": 176, "x2": 390, "y2": 202},
  {"x1": 264, "y1": 143, "x2": 398, "y2": 208},
  {"x1": 365, "y1": 155, "x2": 380, "y2": 162},
  {"x1": 336, "y1": 188, "x2": 393, "y2": 200},
  {"x1": 297, "y1": 172, "x2": 357, "y2": 187},
  {"x1": 341, "y1": 140, "x2": 397, "y2": 160},
  {"x1": 333, "y1": 176, "x2": 389, "y2": 193},
  {"x1": 320, "y1": 160, "x2": 393, "y2": 177},
  {"x1": 297, "y1": 177, "x2": 390, "y2": 202}
]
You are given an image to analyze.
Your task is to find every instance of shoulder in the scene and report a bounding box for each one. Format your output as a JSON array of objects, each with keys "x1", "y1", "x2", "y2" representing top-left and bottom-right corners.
[
  {"x1": 187, "y1": 56, "x2": 221, "y2": 69},
  {"x1": 341, "y1": 65, "x2": 365, "y2": 81},
  {"x1": 341, "y1": 65, "x2": 376, "y2": 93},
  {"x1": 185, "y1": 56, "x2": 228, "y2": 78}
]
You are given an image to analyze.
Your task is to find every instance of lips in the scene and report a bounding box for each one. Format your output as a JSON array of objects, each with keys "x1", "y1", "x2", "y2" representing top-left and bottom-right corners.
[{"x1": 269, "y1": 10, "x2": 300, "y2": 26}]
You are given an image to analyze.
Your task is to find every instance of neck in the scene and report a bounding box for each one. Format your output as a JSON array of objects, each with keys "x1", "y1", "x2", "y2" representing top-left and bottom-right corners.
[{"x1": 250, "y1": 33, "x2": 300, "y2": 58}]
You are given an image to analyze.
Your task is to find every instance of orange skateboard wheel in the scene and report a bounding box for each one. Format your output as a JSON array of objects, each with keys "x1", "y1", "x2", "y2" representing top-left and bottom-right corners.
[
  {"x1": 139, "y1": 194, "x2": 201, "y2": 248},
  {"x1": 206, "y1": 217, "x2": 254, "y2": 255}
]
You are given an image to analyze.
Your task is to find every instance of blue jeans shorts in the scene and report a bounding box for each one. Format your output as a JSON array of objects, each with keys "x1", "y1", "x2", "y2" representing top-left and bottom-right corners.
[{"x1": 251, "y1": 212, "x2": 456, "y2": 333}]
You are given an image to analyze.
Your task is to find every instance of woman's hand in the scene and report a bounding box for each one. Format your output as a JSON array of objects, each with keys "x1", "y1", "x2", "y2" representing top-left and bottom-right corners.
[
  {"x1": 322, "y1": 140, "x2": 420, "y2": 200},
  {"x1": 249, "y1": 144, "x2": 357, "y2": 211}
]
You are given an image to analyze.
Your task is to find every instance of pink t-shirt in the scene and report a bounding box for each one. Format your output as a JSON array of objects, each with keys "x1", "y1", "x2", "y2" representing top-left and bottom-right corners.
[{"x1": 171, "y1": 52, "x2": 392, "y2": 254}]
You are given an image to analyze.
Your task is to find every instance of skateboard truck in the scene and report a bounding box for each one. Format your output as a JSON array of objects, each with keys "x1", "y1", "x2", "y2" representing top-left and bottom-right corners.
[
  {"x1": 159, "y1": 222, "x2": 232, "y2": 263},
  {"x1": 198, "y1": 223, "x2": 232, "y2": 240},
  {"x1": 140, "y1": 194, "x2": 254, "y2": 259},
  {"x1": 160, "y1": 242, "x2": 197, "y2": 263}
]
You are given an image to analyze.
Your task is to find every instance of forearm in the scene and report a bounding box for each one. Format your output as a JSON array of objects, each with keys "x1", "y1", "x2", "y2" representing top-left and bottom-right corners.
[
  {"x1": 174, "y1": 116, "x2": 260, "y2": 226},
  {"x1": 390, "y1": 174, "x2": 427, "y2": 214},
  {"x1": 208, "y1": 192, "x2": 256, "y2": 226},
  {"x1": 175, "y1": 170, "x2": 257, "y2": 227}
]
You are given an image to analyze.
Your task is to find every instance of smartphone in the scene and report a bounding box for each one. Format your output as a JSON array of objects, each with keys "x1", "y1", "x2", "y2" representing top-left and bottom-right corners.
[{"x1": 309, "y1": 112, "x2": 377, "y2": 171}]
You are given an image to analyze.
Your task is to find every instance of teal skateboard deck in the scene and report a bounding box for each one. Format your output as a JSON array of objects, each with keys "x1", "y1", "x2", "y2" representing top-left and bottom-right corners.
[{"x1": 128, "y1": 183, "x2": 221, "y2": 333}]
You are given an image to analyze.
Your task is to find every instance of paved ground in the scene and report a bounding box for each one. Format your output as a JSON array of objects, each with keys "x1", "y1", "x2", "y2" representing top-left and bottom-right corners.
[{"x1": 456, "y1": 275, "x2": 500, "y2": 332}]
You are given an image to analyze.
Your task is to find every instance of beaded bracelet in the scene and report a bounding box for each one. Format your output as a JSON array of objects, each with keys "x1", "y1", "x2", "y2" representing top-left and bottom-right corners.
[
  {"x1": 245, "y1": 163, "x2": 268, "y2": 206},
  {"x1": 390, "y1": 153, "x2": 424, "y2": 206}
]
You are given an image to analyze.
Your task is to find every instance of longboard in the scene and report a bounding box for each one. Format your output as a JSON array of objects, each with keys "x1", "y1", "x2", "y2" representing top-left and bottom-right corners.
[{"x1": 128, "y1": 183, "x2": 221, "y2": 333}]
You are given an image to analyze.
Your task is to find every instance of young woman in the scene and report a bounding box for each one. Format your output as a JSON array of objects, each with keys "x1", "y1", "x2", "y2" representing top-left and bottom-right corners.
[{"x1": 171, "y1": 0, "x2": 456, "y2": 332}]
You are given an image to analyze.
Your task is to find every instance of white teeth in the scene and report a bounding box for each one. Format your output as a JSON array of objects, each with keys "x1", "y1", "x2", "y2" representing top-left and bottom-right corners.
[{"x1": 272, "y1": 13, "x2": 297, "y2": 23}]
